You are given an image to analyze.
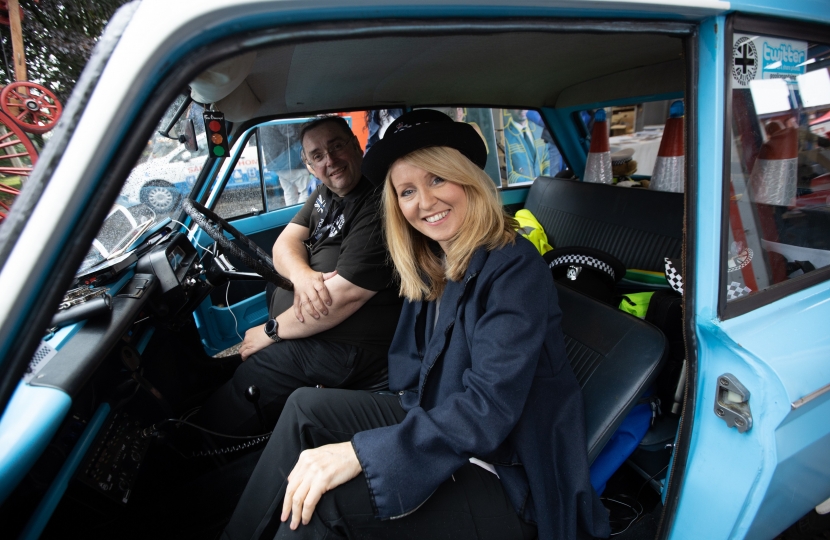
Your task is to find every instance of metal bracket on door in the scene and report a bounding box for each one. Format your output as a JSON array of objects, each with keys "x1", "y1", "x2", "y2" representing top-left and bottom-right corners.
[{"x1": 714, "y1": 373, "x2": 753, "y2": 433}]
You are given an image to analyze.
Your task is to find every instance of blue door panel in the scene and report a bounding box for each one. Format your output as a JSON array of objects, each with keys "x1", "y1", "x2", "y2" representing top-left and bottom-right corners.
[
  {"x1": 745, "y1": 397, "x2": 830, "y2": 538},
  {"x1": 192, "y1": 205, "x2": 302, "y2": 354},
  {"x1": 194, "y1": 292, "x2": 269, "y2": 356},
  {"x1": 672, "y1": 322, "x2": 780, "y2": 539}
]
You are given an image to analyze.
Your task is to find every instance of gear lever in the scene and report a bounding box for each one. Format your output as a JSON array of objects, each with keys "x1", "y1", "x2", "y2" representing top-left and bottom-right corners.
[{"x1": 245, "y1": 385, "x2": 267, "y2": 431}]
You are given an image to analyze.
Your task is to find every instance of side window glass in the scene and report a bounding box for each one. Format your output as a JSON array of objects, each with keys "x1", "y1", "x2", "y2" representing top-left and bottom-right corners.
[
  {"x1": 130, "y1": 98, "x2": 208, "y2": 215},
  {"x1": 577, "y1": 99, "x2": 684, "y2": 190},
  {"x1": 259, "y1": 120, "x2": 315, "y2": 210},
  {"x1": 417, "y1": 107, "x2": 566, "y2": 188},
  {"x1": 500, "y1": 109, "x2": 560, "y2": 186},
  {"x1": 725, "y1": 33, "x2": 830, "y2": 303},
  {"x1": 214, "y1": 112, "x2": 369, "y2": 219},
  {"x1": 215, "y1": 133, "x2": 264, "y2": 218}
]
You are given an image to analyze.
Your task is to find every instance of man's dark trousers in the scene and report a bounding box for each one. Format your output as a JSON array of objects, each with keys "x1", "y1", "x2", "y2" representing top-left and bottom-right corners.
[{"x1": 197, "y1": 338, "x2": 387, "y2": 435}]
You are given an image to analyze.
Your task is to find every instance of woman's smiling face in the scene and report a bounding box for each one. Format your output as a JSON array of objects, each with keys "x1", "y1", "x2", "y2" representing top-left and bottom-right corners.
[{"x1": 390, "y1": 160, "x2": 468, "y2": 251}]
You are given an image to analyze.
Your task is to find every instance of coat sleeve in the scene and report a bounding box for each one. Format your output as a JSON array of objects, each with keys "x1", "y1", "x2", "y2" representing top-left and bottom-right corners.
[{"x1": 352, "y1": 246, "x2": 553, "y2": 519}]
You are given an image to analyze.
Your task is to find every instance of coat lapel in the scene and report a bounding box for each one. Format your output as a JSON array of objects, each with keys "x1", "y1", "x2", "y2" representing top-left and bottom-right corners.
[{"x1": 417, "y1": 248, "x2": 490, "y2": 402}]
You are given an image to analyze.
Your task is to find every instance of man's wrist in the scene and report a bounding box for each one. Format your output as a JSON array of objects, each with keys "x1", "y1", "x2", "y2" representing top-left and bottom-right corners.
[{"x1": 264, "y1": 318, "x2": 282, "y2": 342}]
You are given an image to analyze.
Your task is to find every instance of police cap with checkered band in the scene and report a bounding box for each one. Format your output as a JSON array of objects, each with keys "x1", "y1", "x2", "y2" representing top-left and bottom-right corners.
[
  {"x1": 544, "y1": 246, "x2": 626, "y2": 305},
  {"x1": 362, "y1": 109, "x2": 487, "y2": 185}
]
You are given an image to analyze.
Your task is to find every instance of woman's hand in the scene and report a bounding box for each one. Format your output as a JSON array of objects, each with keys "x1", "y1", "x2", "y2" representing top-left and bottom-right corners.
[
  {"x1": 281, "y1": 441, "x2": 362, "y2": 530},
  {"x1": 292, "y1": 269, "x2": 338, "y2": 322}
]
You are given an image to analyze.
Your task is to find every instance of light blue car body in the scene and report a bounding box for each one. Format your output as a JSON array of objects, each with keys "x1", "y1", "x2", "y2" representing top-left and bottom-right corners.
[{"x1": 0, "y1": 1, "x2": 828, "y2": 539}]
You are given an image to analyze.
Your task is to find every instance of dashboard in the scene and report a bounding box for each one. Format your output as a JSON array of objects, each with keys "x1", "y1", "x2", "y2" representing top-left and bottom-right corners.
[{"x1": 0, "y1": 231, "x2": 213, "y2": 522}]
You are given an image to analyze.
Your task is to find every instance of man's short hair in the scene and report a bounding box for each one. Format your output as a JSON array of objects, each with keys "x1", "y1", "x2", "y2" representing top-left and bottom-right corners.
[{"x1": 299, "y1": 116, "x2": 354, "y2": 147}]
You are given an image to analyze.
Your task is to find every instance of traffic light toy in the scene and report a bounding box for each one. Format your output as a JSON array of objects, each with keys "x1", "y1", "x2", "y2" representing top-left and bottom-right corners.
[{"x1": 203, "y1": 110, "x2": 230, "y2": 157}]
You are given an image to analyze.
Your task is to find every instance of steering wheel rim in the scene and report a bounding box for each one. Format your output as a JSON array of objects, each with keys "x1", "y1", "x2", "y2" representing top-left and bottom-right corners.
[{"x1": 182, "y1": 198, "x2": 293, "y2": 290}]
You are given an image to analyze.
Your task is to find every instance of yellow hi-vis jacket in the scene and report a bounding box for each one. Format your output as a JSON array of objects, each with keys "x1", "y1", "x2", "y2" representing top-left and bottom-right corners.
[{"x1": 514, "y1": 209, "x2": 553, "y2": 255}]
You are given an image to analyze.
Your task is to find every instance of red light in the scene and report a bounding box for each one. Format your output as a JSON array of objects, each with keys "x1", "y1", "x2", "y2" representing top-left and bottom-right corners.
[{"x1": 209, "y1": 120, "x2": 221, "y2": 132}]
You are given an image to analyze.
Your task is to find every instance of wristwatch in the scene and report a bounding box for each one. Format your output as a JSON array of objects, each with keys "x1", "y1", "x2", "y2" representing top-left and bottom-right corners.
[{"x1": 264, "y1": 318, "x2": 282, "y2": 342}]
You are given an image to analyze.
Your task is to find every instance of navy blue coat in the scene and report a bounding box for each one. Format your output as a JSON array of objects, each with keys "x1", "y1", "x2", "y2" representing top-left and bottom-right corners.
[{"x1": 352, "y1": 237, "x2": 610, "y2": 539}]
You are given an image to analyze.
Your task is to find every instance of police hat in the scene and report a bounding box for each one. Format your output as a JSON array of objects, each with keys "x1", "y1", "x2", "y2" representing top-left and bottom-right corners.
[
  {"x1": 362, "y1": 109, "x2": 487, "y2": 185},
  {"x1": 544, "y1": 247, "x2": 626, "y2": 305}
]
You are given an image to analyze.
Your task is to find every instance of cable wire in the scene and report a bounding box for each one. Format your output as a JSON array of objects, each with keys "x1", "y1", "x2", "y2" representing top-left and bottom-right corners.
[
  {"x1": 226, "y1": 282, "x2": 243, "y2": 341},
  {"x1": 169, "y1": 219, "x2": 213, "y2": 251},
  {"x1": 148, "y1": 418, "x2": 272, "y2": 439}
]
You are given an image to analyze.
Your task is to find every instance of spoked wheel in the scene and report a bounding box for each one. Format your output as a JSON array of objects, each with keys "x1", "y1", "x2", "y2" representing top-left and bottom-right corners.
[
  {"x1": 182, "y1": 197, "x2": 293, "y2": 289},
  {"x1": 0, "y1": 183, "x2": 20, "y2": 222},
  {"x1": 0, "y1": 110, "x2": 38, "y2": 223},
  {"x1": 0, "y1": 82, "x2": 63, "y2": 135}
]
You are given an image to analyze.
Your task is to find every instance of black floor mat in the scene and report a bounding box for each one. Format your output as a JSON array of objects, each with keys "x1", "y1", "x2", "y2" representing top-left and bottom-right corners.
[{"x1": 596, "y1": 463, "x2": 664, "y2": 540}]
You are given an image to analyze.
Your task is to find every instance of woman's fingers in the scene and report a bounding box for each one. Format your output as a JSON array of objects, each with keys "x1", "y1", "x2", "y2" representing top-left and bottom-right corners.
[{"x1": 280, "y1": 443, "x2": 362, "y2": 529}]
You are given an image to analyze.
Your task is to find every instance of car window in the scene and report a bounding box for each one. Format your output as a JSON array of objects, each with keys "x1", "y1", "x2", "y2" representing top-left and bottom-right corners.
[
  {"x1": 724, "y1": 33, "x2": 830, "y2": 304},
  {"x1": 578, "y1": 100, "x2": 681, "y2": 181},
  {"x1": 213, "y1": 112, "x2": 367, "y2": 219},
  {"x1": 123, "y1": 96, "x2": 208, "y2": 217},
  {"x1": 418, "y1": 107, "x2": 566, "y2": 187},
  {"x1": 214, "y1": 132, "x2": 265, "y2": 218}
]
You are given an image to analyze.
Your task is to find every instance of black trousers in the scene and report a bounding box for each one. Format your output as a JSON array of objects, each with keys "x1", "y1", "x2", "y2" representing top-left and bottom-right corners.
[
  {"x1": 222, "y1": 387, "x2": 537, "y2": 540},
  {"x1": 196, "y1": 338, "x2": 388, "y2": 435}
]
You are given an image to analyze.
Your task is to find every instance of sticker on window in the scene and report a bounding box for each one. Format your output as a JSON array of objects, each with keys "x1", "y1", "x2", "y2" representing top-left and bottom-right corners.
[{"x1": 732, "y1": 34, "x2": 808, "y2": 89}]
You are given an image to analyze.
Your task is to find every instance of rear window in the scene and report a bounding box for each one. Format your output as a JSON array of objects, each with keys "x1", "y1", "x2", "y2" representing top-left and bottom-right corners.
[{"x1": 415, "y1": 107, "x2": 566, "y2": 187}]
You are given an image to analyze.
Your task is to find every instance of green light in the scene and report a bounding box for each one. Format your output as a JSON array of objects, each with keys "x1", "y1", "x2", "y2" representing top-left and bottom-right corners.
[{"x1": 213, "y1": 146, "x2": 225, "y2": 157}]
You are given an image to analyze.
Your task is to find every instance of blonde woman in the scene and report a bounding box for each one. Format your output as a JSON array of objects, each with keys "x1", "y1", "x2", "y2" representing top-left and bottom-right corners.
[{"x1": 223, "y1": 110, "x2": 608, "y2": 540}]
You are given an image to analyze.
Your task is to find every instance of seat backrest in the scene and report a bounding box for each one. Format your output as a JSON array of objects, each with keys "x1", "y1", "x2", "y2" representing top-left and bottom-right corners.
[
  {"x1": 555, "y1": 282, "x2": 667, "y2": 463},
  {"x1": 525, "y1": 176, "x2": 683, "y2": 273}
]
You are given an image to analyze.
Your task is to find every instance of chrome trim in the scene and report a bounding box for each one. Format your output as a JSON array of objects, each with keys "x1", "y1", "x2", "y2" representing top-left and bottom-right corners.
[{"x1": 792, "y1": 382, "x2": 830, "y2": 409}]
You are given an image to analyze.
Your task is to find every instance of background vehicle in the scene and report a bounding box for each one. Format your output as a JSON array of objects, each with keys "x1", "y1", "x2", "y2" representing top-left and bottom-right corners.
[{"x1": 0, "y1": 1, "x2": 828, "y2": 539}]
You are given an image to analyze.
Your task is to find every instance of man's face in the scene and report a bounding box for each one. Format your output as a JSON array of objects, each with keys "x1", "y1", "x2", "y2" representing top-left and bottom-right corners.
[
  {"x1": 302, "y1": 122, "x2": 363, "y2": 197},
  {"x1": 509, "y1": 109, "x2": 527, "y2": 123}
]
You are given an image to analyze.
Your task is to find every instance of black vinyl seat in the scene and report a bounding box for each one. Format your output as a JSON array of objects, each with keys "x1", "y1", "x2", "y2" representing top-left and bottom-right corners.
[
  {"x1": 555, "y1": 283, "x2": 667, "y2": 463},
  {"x1": 525, "y1": 176, "x2": 683, "y2": 273}
]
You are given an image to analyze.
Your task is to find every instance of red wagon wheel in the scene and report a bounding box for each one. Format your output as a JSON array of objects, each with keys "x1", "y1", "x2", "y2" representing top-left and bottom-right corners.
[
  {"x1": 1, "y1": 82, "x2": 63, "y2": 135},
  {"x1": 0, "y1": 109, "x2": 38, "y2": 223}
]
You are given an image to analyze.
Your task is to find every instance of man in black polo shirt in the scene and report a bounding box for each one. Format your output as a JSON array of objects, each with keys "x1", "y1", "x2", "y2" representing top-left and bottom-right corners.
[{"x1": 198, "y1": 116, "x2": 402, "y2": 435}]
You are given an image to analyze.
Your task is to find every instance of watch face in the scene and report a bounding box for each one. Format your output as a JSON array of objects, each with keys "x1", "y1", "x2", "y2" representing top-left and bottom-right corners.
[{"x1": 265, "y1": 319, "x2": 277, "y2": 335}]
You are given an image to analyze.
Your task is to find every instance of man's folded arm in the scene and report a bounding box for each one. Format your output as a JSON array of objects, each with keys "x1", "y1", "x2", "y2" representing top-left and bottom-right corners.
[
  {"x1": 275, "y1": 275, "x2": 376, "y2": 339},
  {"x1": 272, "y1": 223, "x2": 312, "y2": 279}
]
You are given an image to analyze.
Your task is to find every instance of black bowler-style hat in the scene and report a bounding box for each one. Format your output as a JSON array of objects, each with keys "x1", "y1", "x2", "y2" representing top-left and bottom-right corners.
[{"x1": 362, "y1": 109, "x2": 487, "y2": 185}]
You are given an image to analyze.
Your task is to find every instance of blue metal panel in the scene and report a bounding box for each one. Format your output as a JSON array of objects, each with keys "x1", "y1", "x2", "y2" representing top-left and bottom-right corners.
[
  {"x1": 543, "y1": 107, "x2": 588, "y2": 179},
  {"x1": 671, "y1": 12, "x2": 830, "y2": 539},
  {"x1": 500, "y1": 187, "x2": 530, "y2": 206},
  {"x1": 722, "y1": 284, "x2": 830, "y2": 538},
  {"x1": 0, "y1": 383, "x2": 72, "y2": 505},
  {"x1": 18, "y1": 403, "x2": 110, "y2": 540},
  {"x1": 729, "y1": 0, "x2": 830, "y2": 24},
  {"x1": 230, "y1": 205, "x2": 304, "y2": 236},
  {"x1": 668, "y1": 15, "x2": 741, "y2": 540}
]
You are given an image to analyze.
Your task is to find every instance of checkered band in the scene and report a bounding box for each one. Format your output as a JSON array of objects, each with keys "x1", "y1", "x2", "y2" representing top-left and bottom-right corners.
[
  {"x1": 726, "y1": 281, "x2": 752, "y2": 302},
  {"x1": 664, "y1": 258, "x2": 684, "y2": 296},
  {"x1": 549, "y1": 254, "x2": 615, "y2": 280}
]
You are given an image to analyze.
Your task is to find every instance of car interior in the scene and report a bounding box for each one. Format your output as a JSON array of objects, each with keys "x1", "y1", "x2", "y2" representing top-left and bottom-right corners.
[{"x1": 0, "y1": 20, "x2": 697, "y2": 539}]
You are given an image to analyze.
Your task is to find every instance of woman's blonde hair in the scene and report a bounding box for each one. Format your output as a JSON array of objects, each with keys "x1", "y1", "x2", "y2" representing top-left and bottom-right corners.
[{"x1": 383, "y1": 146, "x2": 517, "y2": 301}]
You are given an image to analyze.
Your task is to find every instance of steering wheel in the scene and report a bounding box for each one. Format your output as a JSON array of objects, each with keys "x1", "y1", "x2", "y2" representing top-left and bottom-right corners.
[{"x1": 182, "y1": 198, "x2": 293, "y2": 290}]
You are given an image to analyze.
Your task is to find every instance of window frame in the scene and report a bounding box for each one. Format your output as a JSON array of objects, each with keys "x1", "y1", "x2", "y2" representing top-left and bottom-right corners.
[{"x1": 719, "y1": 14, "x2": 830, "y2": 320}]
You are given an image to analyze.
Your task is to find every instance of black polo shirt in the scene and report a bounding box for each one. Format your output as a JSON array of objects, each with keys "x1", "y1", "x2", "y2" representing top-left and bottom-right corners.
[{"x1": 270, "y1": 177, "x2": 402, "y2": 355}]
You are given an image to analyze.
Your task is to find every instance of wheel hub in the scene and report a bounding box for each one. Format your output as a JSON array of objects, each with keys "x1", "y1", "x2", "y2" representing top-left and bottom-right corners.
[{"x1": 147, "y1": 186, "x2": 174, "y2": 210}]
